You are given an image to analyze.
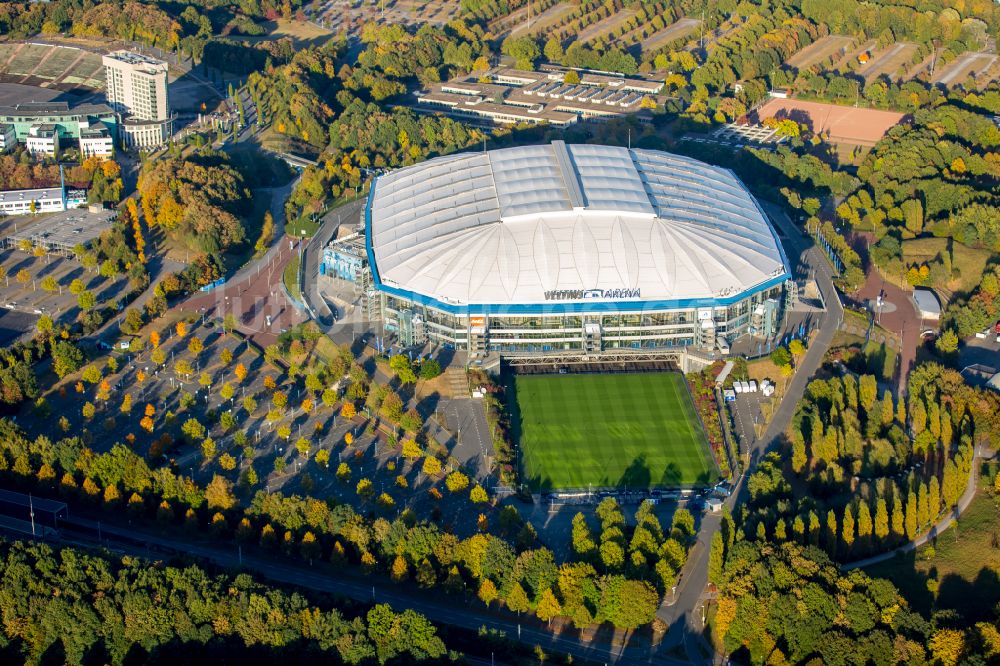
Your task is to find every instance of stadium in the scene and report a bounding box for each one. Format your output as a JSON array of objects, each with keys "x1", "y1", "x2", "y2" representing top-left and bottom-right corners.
[{"x1": 362, "y1": 140, "x2": 790, "y2": 360}]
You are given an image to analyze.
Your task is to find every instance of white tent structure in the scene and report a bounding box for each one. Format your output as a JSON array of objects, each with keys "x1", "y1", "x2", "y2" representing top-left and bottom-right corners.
[{"x1": 369, "y1": 141, "x2": 786, "y2": 308}]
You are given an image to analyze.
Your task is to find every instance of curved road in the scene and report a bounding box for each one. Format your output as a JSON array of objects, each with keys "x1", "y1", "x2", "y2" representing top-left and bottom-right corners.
[{"x1": 657, "y1": 201, "x2": 844, "y2": 664}]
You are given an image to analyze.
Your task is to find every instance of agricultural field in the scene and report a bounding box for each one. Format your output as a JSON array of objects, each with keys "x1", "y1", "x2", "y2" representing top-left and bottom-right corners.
[
  {"x1": 786, "y1": 34, "x2": 854, "y2": 70},
  {"x1": 509, "y1": 372, "x2": 718, "y2": 491}
]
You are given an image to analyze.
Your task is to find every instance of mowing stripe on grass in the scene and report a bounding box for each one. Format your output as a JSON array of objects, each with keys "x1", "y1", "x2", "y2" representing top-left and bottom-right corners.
[{"x1": 510, "y1": 372, "x2": 718, "y2": 491}]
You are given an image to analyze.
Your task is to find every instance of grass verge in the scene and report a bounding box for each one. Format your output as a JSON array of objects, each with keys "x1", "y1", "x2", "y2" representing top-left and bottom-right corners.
[{"x1": 282, "y1": 253, "x2": 302, "y2": 304}]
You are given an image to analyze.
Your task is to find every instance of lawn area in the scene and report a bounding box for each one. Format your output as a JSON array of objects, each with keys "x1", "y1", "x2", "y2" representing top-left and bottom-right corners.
[
  {"x1": 902, "y1": 237, "x2": 992, "y2": 295},
  {"x1": 283, "y1": 253, "x2": 302, "y2": 303},
  {"x1": 509, "y1": 372, "x2": 718, "y2": 491},
  {"x1": 233, "y1": 18, "x2": 334, "y2": 48},
  {"x1": 864, "y1": 471, "x2": 1000, "y2": 623}
]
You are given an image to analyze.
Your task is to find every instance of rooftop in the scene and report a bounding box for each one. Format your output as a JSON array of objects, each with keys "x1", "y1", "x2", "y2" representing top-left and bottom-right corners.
[
  {"x1": 369, "y1": 141, "x2": 788, "y2": 309},
  {"x1": 104, "y1": 50, "x2": 168, "y2": 69},
  {"x1": 5, "y1": 205, "x2": 116, "y2": 250},
  {"x1": 0, "y1": 101, "x2": 115, "y2": 118},
  {"x1": 912, "y1": 288, "x2": 942, "y2": 317}
]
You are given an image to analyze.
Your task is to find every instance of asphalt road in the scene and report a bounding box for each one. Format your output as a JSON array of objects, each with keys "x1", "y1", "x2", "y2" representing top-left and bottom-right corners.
[
  {"x1": 657, "y1": 202, "x2": 844, "y2": 663},
  {"x1": 56, "y1": 512, "x2": 690, "y2": 666}
]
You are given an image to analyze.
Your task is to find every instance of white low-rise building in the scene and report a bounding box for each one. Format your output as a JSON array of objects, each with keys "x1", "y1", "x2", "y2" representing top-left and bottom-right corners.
[
  {"x1": 25, "y1": 124, "x2": 59, "y2": 157},
  {"x1": 0, "y1": 187, "x2": 66, "y2": 215}
]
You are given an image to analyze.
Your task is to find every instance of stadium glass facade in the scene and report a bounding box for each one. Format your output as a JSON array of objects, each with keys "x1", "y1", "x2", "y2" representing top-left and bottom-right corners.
[{"x1": 364, "y1": 142, "x2": 790, "y2": 355}]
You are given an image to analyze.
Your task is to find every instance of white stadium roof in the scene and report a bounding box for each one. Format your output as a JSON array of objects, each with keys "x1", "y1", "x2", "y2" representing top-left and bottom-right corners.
[{"x1": 368, "y1": 141, "x2": 787, "y2": 308}]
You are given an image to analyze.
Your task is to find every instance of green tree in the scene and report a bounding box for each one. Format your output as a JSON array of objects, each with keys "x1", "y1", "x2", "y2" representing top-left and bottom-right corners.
[
  {"x1": 905, "y1": 491, "x2": 918, "y2": 540},
  {"x1": 501, "y1": 36, "x2": 540, "y2": 70},
  {"x1": 874, "y1": 498, "x2": 889, "y2": 543},
  {"x1": 856, "y1": 501, "x2": 873, "y2": 550},
  {"x1": 935, "y1": 329, "x2": 959, "y2": 355},
  {"x1": 505, "y1": 582, "x2": 530, "y2": 614},
  {"x1": 535, "y1": 588, "x2": 562, "y2": 624},
  {"x1": 708, "y1": 530, "x2": 724, "y2": 585},
  {"x1": 478, "y1": 579, "x2": 498, "y2": 606}
]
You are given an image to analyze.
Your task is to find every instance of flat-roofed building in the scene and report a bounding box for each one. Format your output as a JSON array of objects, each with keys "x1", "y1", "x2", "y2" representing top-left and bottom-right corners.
[
  {"x1": 0, "y1": 102, "x2": 117, "y2": 156},
  {"x1": 0, "y1": 186, "x2": 66, "y2": 215},
  {"x1": 103, "y1": 51, "x2": 171, "y2": 150}
]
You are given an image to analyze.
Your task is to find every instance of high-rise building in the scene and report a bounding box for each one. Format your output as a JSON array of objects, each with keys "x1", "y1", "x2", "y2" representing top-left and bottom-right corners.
[{"x1": 102, "y1": 51, "x2": 171, "y2": 150}]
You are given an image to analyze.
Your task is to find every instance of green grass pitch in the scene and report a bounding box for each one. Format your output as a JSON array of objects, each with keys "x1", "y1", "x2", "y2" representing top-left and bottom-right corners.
[{"x1": 508, "y1": 373, "x2": 719, "y2": 491}]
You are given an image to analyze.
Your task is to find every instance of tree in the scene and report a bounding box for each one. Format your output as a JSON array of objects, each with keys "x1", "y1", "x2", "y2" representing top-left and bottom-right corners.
[
  {"x1": 505, "y1": 582, "x2": 530, "y2": 613},
  {"x1": 478, "y1": 579, "x2": 498, "y2": 606},
  {"x1": 859, "y1": 375, "x2": 878, "y2": 411},
  {"x1": 929, "y1": 628, "x2": 965, "y2": 666},
  {"x1": 857, "y1": 501, "x2": 873, "y2": 550},
  {"x1": 929, "y1": 477, "x2": 941, "y2": 521},
  {"x1": 470, "y1": 485, "x2": 488, "y2": 503},
  {"x1": 219, "y1": 453, "x2": 237, "y2": 471},
  {"x1": 15, "y1": 269, "x2": 30, "y2": 287},
  {"x1": 708, "y1": 531, "x2": 724, "y2": 584},
  {"x1": 422, "y1": 456, "x2": 442, "y2": 476},
  {"x1": 770, "y1": 346, "x2": 792, "y2": 368},
  {"x1": 601, "y1": 578, "x2": 659, "y2": 631},
  {"x1": 76, "y1": 289, "x2": 97, "y2": 309},
  {"x1": 51, "y1": 341, "x2": 84, "y2": 378},
  {"x1": 341, "y1": 402, "x2": 356, "y2": 419},
  {"x1": 201, "y1": 438, "x2": 217, "y2": 461},
  {"x1": 905, "y1": 491, "x2": 918, "y2": 540},
  {"x1": 935, "y1": 329, "x2": 959, "y2": 355},
  {"x1": 535, "y1": 588, "x2": 562, "y2": 624},
  {"x1": 445, "y1": 471, "x2": 469, "y2": 492},
  {"x1": 874, "y1": 498, "x2": 890, "y2": 543},
  {"x1": 235, "y1": 363, "x2": 248, "y2": 382},
  {"x1": 391, "y1": 554, "x2": 409, "y2": 582},
  {"x1": 501, "y1": 36, "x2": 540, "y2": 70},
  {"x1": 353, "y1": 477, "x2": 377, "y2": 500},
  {"x1": 205, "y1": 474, "x2": 236, "y2": 510},
  {"x1": 543, "y1": 37, "x2": 563, "y2": 63},
  {"x1": 401, "y1": 439, "x2": 421, "y2": 458},
  {"x1": 419, "y1": 359, "x2": 441, "y2": 380},
  {"x1": 255, "y1": 211, "x2": 275, "y2": 255},
  {"x1": 389, "y1": 354, "x2": 417, "y2": 384}
]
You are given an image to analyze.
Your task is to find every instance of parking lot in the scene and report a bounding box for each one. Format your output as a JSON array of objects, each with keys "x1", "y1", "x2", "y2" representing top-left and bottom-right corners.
[
  {"x1": 725, "y1": 389, "x2": 768, "y2": 455},
  {"x1": 0, "y1": 249, "x2": 126, "y2": 323},
  {"x1": 960, "y1": 331, "x2": 1000, "y2": 386}
]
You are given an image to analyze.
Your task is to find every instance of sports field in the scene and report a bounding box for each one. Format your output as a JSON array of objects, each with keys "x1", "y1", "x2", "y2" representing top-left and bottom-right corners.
[{"x1": 509, "y1": 372, "x2": 718, "y2": 491}]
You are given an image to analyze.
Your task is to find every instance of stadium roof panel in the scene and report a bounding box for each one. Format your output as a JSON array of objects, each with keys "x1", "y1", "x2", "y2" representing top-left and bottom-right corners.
[{"x1": 368, "y1": 142, "x2": 788, "y2": 308}]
